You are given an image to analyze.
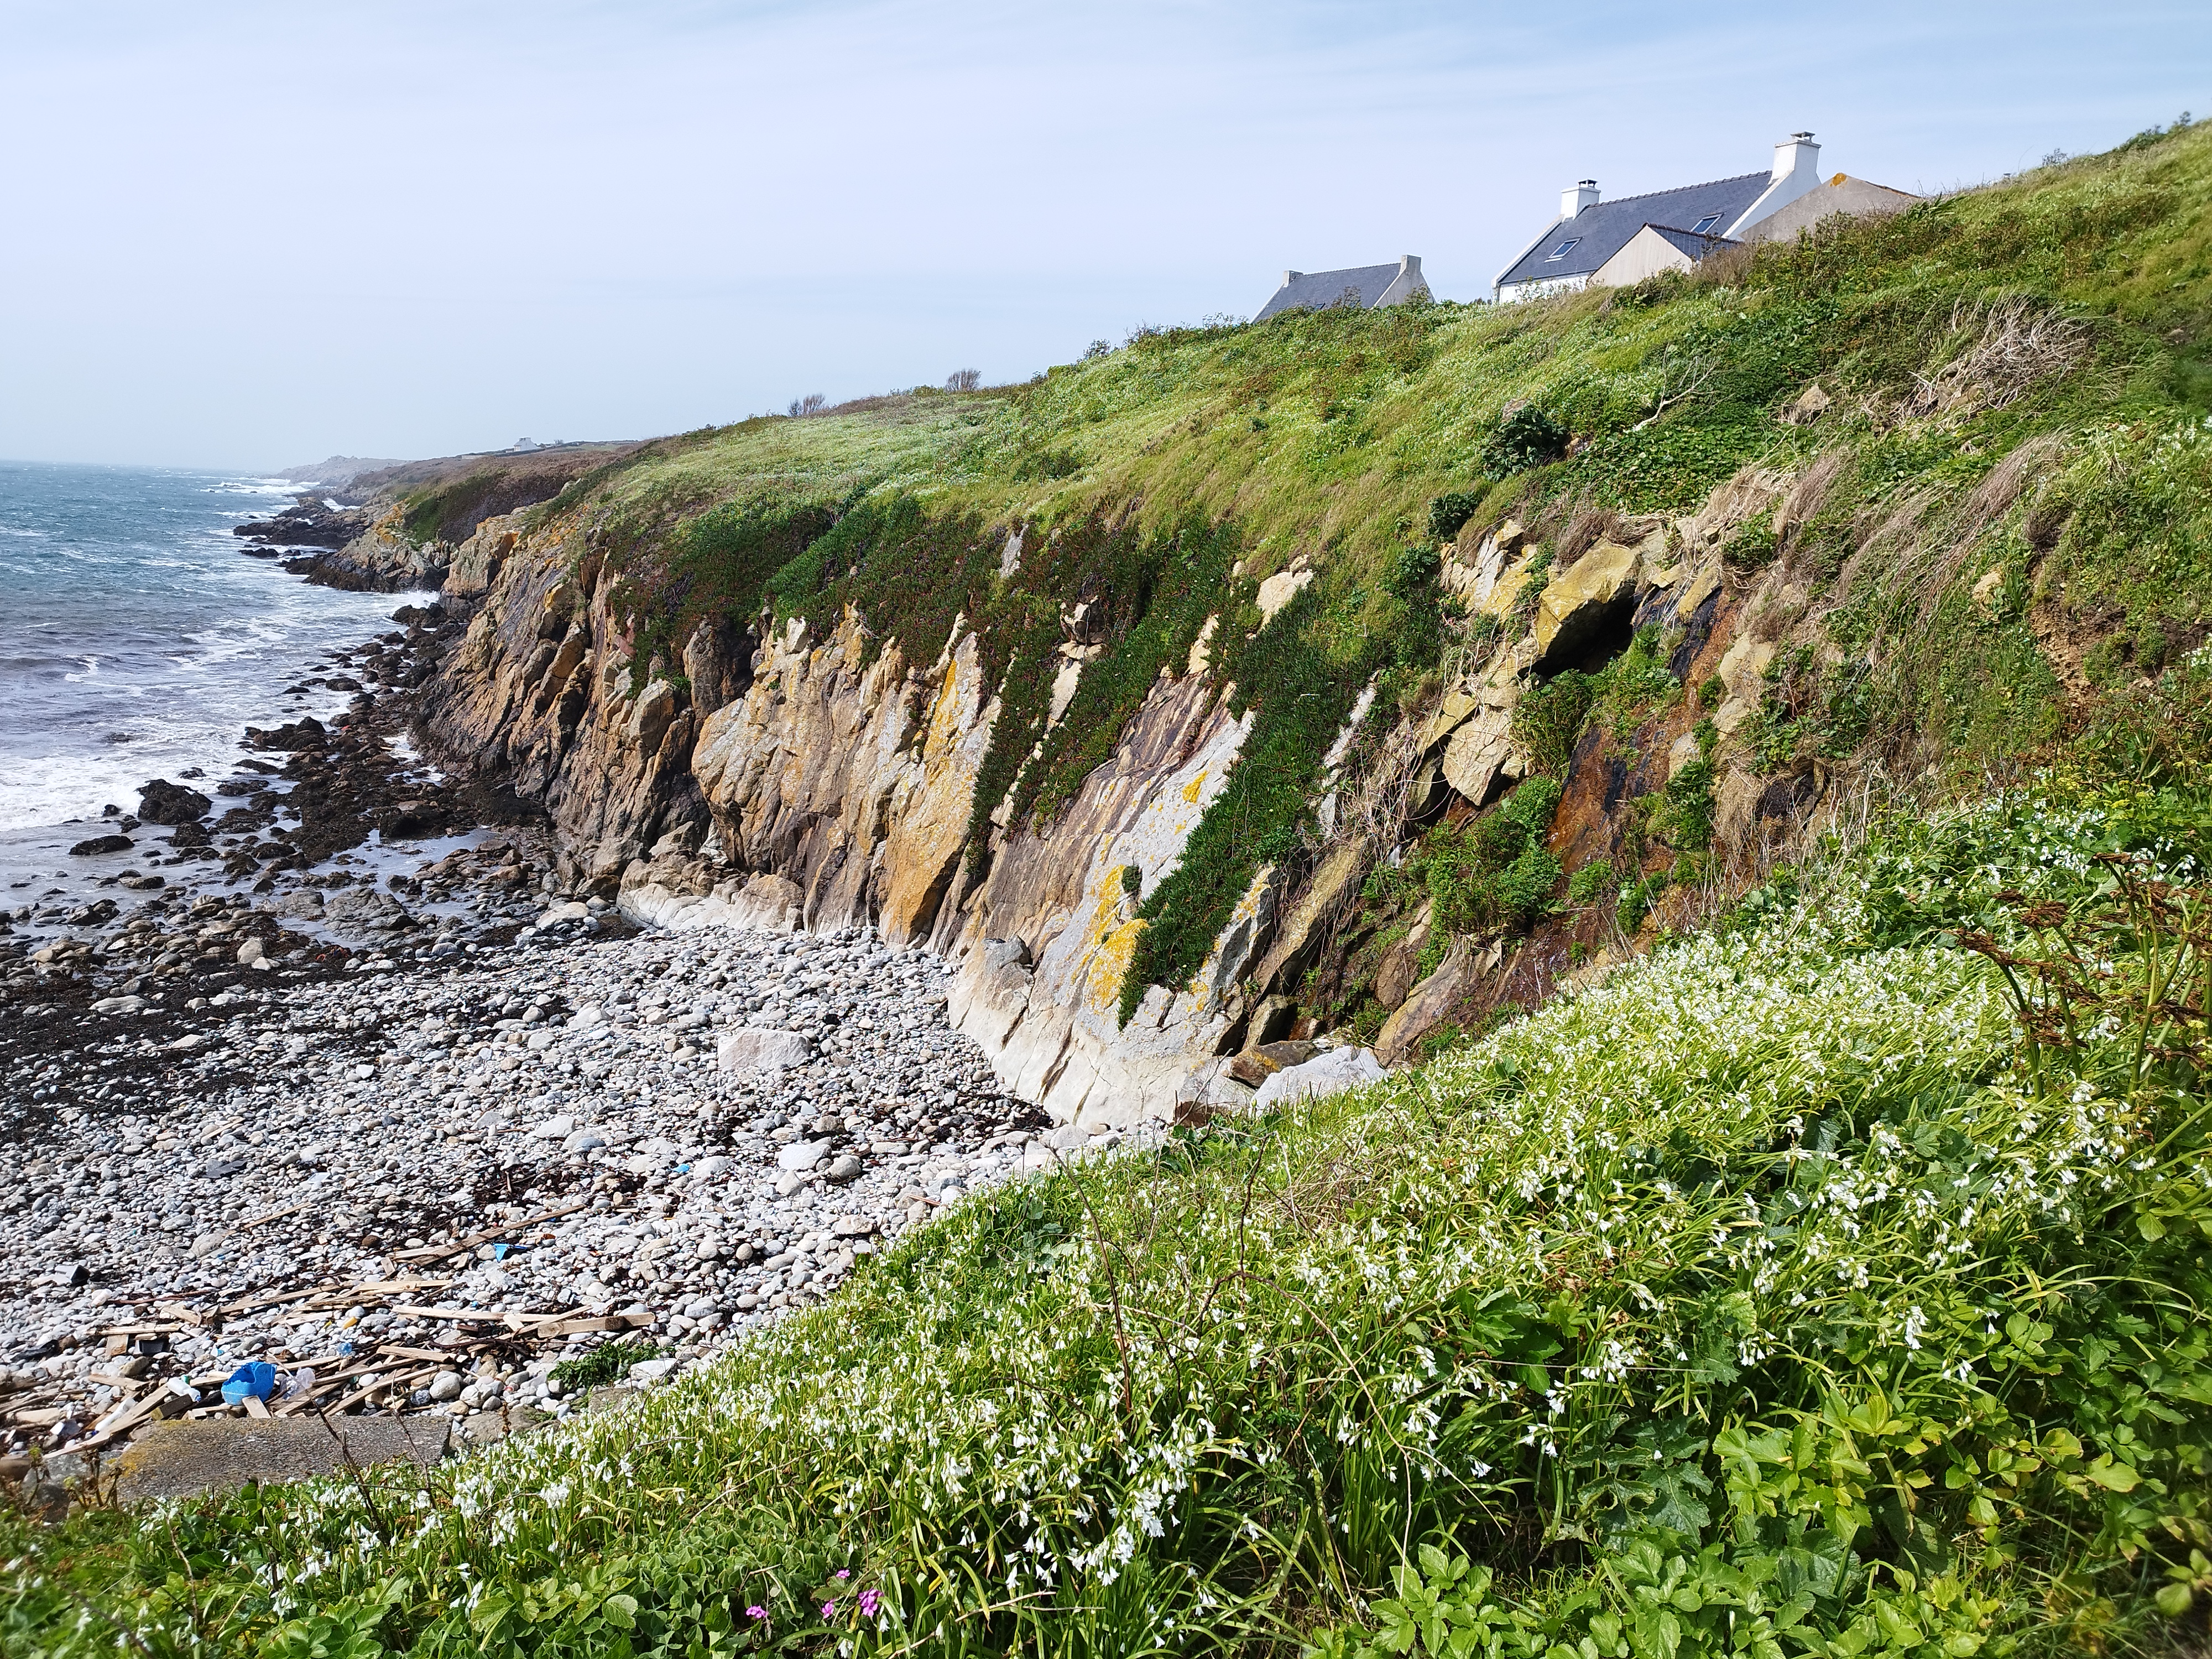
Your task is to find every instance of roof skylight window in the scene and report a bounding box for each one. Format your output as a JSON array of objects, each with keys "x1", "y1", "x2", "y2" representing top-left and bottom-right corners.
[
  {"x1": 1546, "y1": 237, "x2": 1580, "y2": 261},
  {"x1": 1689, "y1": 215, "x2": 1723, "y2": 234}
]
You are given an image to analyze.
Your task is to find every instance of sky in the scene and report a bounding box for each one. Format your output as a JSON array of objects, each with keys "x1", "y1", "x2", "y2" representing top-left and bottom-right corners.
[{"x1": 2, "y1": 1, "x2": 2206, "y2": 469}]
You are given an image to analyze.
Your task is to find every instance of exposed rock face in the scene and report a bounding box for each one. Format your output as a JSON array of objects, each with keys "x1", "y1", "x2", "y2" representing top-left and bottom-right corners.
[
  {"x1": 946, "y1": 671, "x2": 1261, "y2": 1126},
  {"x1": 262, "y1": 503, "x2": 451, "y2": 592},
  {"x1": 1377, "y1": 938, "x2": 1485, "y2": 1065},
  {"x1": 1531, "y1": 539, "x2": 1640, "y2": 670},
  {"x1": 415, "y1": 453, "x2": 1815, "y2": 1131}
]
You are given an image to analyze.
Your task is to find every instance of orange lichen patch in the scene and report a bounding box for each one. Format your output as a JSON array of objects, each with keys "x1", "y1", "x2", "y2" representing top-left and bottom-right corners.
[
  {"x1": 1181, "y1": 769, "x2": 1208, "y2": 805},
  {"x1": 924, "y1": 651, "x2": 970, "y2": 753},
  {"x1": 1085, "y1": 917, "x2": 1148, "y2": 1012}
]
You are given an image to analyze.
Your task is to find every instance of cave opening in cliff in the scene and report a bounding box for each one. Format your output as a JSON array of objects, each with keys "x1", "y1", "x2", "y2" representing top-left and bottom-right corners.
[{"x1": 1542, "y1": 592, "x2": 1639, "y2": 680}]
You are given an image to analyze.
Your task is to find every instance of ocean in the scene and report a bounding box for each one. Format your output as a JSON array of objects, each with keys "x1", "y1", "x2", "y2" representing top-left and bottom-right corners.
[{"x1": 0, "y1": 461, "x2": 426, "y2": 833}]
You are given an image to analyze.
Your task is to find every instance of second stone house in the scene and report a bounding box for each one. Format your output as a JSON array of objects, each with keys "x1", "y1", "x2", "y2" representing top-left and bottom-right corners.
[{"x1": 1492, "y1": 133, "x2": 1919, "y2": 302}]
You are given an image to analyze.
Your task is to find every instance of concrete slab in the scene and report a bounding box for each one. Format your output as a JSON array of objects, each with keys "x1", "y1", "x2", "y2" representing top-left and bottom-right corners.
[{"x1": 112, "y1": 1414, "x2": 451, "y2": 1504}]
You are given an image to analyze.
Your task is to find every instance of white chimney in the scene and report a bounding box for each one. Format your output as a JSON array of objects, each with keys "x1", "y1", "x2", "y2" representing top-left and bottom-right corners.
[
  {"x1": 1399, "y1": 254, "x2": 1421, "y2": 276},
  {"x1": 1283, "y1": 270, "x2": 1301, "y2": 287},
  {"x1": 1771, "y1": 132, "x2": 1820, "y2": 183},
  {"x1": 1727, "y1": 133, "x2": 1824, "y2": 238},
  {"x1": 1559, "y1": 179, "x2": 1600, "y2": 219}
]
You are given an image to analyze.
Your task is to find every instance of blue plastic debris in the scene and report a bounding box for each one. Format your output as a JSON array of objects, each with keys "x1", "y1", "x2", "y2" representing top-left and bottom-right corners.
[
  {"x1": 491, "y1": 1243, "x2": 512, "y2": 1260},
  {"x1": 221, "y1": 1361, "x2": 278, "y2": 1406}
]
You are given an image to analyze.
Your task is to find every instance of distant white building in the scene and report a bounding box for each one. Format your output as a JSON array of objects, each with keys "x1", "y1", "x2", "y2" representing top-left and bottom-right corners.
[
  {"x1": 1255, "y1": 254, "x2": 1430, "y2": 321},
  {"x1": 1493, "y1": 134, "x2": 1911, "y2": 302}
]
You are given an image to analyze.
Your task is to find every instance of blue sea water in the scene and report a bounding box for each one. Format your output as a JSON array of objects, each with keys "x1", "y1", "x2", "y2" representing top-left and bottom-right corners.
[{"x1": 0, "y1": 462, "x2": 427, "y2": 832}]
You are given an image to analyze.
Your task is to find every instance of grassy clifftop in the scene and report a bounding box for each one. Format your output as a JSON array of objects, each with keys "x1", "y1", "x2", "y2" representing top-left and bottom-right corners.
[
  {"x1": 514, "y1": 112, "x2": 2212, "y2": 597},
  {"x1": 489, "y1": 116, "x2": 2212, "y2": 1020}
]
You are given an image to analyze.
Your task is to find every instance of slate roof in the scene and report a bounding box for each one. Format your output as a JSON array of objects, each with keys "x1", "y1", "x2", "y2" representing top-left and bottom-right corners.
[
  {"x1": 1495, "y1": 171, "x2": 1771, "y2": 293},
  {"x1": 1254, "y1": 263, "x2": 1406, "y2": 322}
]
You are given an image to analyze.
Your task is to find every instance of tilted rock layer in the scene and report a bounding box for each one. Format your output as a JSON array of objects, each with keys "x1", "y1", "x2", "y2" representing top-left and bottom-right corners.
[{"x1": 419, "y1": 471, "x2": 1822, "y2": 1128}]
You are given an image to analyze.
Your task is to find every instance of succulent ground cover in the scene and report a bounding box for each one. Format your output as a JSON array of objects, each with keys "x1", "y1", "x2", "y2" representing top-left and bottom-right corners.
[{"x1": 6, "y1": 769, "x2": 2206, "y2": 1657}]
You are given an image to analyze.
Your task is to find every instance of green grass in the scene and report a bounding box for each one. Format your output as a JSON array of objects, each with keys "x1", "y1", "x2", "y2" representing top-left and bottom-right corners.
[{"x1": 7, "y1": 770, "x2": 2210, "y2": 1657}]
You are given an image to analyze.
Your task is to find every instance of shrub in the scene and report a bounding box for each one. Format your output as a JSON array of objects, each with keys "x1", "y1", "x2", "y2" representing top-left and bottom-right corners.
[
  {"x1": 1719, "y1": 519, "x2": 1778, "y2": 570},
  {"x1": 1566, "y1": 857, "x2": 1618, "y2": 906},
  {"x1": 549, "y1": 1340, "x2": 661, "y2": 1392},
  {"x1": 1482, "y1": 405, "x2": 1569, "y2": 476},
  {"x1": 1428, "y1": 491, "x2": 1484, "y2": 542},
  {"x1": 1499, "y1": 774, "x2": 1562, "y2": 837},
  {"x1": 1649, "y1": 718, "x2": 1719, "y2": 851},
  {"x1": 1511, "y1": 669, "x2": 1596, "y2": 779}
]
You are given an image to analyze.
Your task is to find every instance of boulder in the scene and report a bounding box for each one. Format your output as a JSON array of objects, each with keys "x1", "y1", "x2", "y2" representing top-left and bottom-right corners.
[
  {"x1": 67, "y1": 834, "x2": 134, "y2": 857},
  {"x1": 1226, "y1": 1038, "x2": 1319, "y2": 1087},
  {"x1": 718, "y1": 1027, "x2": 816, "y2": 1081},
  {"x1": 1672, "y1": 561, "x2": 1723, "y2": 624},
  {"x1": 137, "y1": 779, "x2": 212, "y2": 825},
  {"x1": 1376, "y1": 937, "x2": 1480, "y2": 1066},
  {"x1": 627, "y1": 679, "x2": 680, "y2": 751},
  {"x1": 1781, "y1": 382, "x2": 1832, "y2": 425},
  {"x1": 1441, "y1": 705, "x2": 1519, "y2": 809},
  {"x1": 1252, "y1": 1046, "x2": 1385, "y2": 1110},
  {"x1": 1373, "y1": 916, "x2": 1430, "y2": 1010},
  {"x1": 1531, "y1": 540, "x2": 1639, "y2": 670},
  {"x1": 1255, "y1": 566, "x2": 1314, "y2": 625},
  {"x1": 775, "y1": 1139, "x2": 833, "y2": 1172}
]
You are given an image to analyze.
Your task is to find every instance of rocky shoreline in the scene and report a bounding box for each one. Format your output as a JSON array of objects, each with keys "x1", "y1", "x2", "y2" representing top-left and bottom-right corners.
[
  {"x1": 0, "y1": 913, "x2": 1107, "y2": 1496},
  {"x1": 0, "y1": 552, "x2": 1161, "y2": 1500}
]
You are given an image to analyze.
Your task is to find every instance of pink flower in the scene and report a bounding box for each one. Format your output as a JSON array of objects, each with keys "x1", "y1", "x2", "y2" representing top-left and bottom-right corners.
[
  {"x1": 835, "y1": 1569, "x2": 851, "y2": 1580},
  {"x1": 745, "y1": 1606, "x2": 766, "y2": 1620},
  {"x1": 860, "y1": 1589, "x2": 881, "y2": 1617},
  {"x1": 822, "y1": 1601, "x2": 836, "y2": 1619}
]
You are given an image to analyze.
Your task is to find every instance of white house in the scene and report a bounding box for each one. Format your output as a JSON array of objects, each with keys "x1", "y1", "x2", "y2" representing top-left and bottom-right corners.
[{"x1": 1494, "y1": 134, "x2": 1846, "y2": 303}]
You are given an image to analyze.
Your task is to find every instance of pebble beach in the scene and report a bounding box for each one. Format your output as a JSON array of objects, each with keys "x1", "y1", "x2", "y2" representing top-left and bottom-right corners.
[
  {"x1": 0, "y1": 907, "x2": 1123, "y2": 1469},
  {"x1": 0, "y1": 571, "x2": 1120, "y2": 1485}
]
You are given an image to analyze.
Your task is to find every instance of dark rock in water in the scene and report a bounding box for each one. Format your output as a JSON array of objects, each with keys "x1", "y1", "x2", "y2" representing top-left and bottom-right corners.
[
  {"x1": 382, "y1": 799, "x2": 445, "y2": 837},
  {"x1": 69, "y1": 833, "x2": 134, "y2": 856},
  {"x1": 243, "y1": 717, "x2": 328, "y2": 752},
  {"x1": 325, "y1": 675, "x2": 363, "y2": 692},
  {"x1": 231, "y1": 496, "x2": 368, "y2": 551},
  {"x1": 138, "y1": 778, "x2": 212, "y2": 824},
  {"x1": 281, "y1": 547, "x2": 451, "y2": 593},
  {"x1": 215, "y1": 777, "x2": 272, "y2": 797}
]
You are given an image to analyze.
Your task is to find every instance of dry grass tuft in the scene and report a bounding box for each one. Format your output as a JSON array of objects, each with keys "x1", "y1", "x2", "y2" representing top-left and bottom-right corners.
[{"x1": 1901, "y1": 295, "x2": 2092, "y2": 422}]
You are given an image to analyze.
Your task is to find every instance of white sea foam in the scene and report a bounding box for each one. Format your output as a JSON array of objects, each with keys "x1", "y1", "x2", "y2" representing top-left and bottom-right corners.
[{"x1": 0, "y1": 461, "x2": 429, "y2": 833}]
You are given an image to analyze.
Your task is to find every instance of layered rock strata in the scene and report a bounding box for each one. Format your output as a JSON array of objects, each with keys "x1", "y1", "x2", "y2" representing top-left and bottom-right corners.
[{"x1": 416, "y1": 466, "x2": 1814, "y2": 1128}]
